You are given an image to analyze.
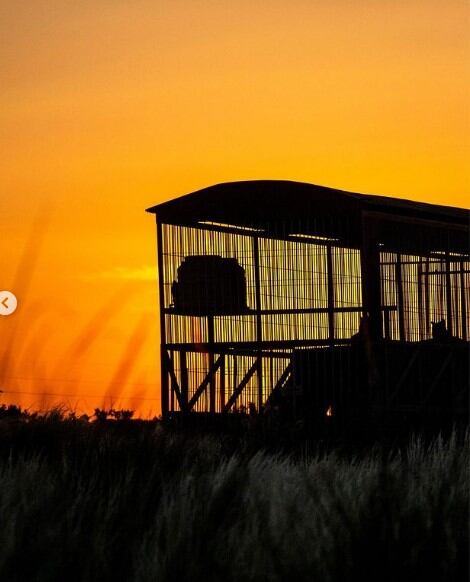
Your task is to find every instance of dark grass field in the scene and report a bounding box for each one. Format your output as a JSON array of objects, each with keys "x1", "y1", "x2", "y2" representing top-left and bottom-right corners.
[{"x1": 0, "y1": 412, "x2": 467, "y2": 582}]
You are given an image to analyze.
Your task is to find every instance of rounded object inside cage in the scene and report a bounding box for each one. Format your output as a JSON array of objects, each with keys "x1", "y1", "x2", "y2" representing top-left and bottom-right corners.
[{"x1": 171, "y1": 255, "x2": 249, "y2": 315}]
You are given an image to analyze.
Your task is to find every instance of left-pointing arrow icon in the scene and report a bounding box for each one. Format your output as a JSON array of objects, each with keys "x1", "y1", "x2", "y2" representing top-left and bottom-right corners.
[{"x1": 0, "y1": 291, "x2": 17, "y2": 316}]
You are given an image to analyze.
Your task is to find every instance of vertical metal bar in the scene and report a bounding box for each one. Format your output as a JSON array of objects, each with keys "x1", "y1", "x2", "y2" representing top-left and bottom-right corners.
[
  {"x1": 156, "y1": 219, "x2": 169, "y2": 417},
  {"x1": 232, "y1": 353, "x2": 237, "y2": 407},
  {"x1": 169, "y1": 350, "x2": 175, "y2": 410},
  {"x1": 208, "y1": 315, "x2": 215, "y2": 412},
  {"x1": 326, "y1": 244, "x2": 334, "y2": 344},
  {"x1": 396, "y1": 253, "x2": 405, "y2": 340},
  {"x1": 445, "y1": 251, "x2": 453, "y2": 336},
  {"x1": 460, "y1": 259, "x2": 467, "y2": 340},
  {"x1": 180, "y1": 349, "x2": 188, "y2": 412},
  {"x1": 253, "y1": 235, "x2": 263, "y2": 410},
  {"x1": 424, "y1": 257, "x2": 430, "y2": 337},
  {"x1": 169, "y1": 358, "x2": 174, "y2": 411},
  {"x1": 360, "y1": 214, "x2": 382, "y2": 339},
  {"x1": 219, "y1": 353, "x2": 225, "y2": 411},
  {"x1": 417, "y1": 258, "x2": 423, "y2": 340},
  {"x1": 384, "y1": 309, "x2": 390, "y2": 340}
]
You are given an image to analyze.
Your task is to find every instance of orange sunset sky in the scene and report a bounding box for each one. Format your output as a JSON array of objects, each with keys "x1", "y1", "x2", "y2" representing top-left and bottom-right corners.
[{"x1": 1, "y1": 1, "x2": 469, "y2": 417}]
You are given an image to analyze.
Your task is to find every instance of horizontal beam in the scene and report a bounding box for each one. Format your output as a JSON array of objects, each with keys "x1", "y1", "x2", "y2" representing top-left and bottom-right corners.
[
  {"x1": 166, "y1": 345, "x2": 292, "y2": 358},
  {"x1": 362, "y1": 210, "x2": 469, "y2": 233},
  {"x1": 165, "y1": 338, "x2": 352, "y2": 353},
  {"x1": 160, "y1": 220, "x2": 358, "y2": 247},
  {"x1": 423, "y1": 270, "x2": 470, "y2": 276},
  {"x1": 164, "y1": 305, "x2": 397, "y2": 316}
]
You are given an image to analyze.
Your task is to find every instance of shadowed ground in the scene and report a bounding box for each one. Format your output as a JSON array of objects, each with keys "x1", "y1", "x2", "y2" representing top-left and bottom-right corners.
[{"x1": 0, "y1": 414, "x2": 467, "y2": 582}]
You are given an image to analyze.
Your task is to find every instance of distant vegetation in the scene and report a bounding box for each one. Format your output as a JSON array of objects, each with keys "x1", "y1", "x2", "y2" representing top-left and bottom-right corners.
[{"x1": 0, "y1": 412, "x2": 467, "y2": 582}]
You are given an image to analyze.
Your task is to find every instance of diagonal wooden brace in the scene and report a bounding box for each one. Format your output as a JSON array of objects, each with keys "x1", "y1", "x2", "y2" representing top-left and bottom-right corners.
[
  {"x1": 164, "y1": 351, "x2": 186, "y2": 411},
  {"x1": 265, "y1": 362, "x2": 292, "y2": 406},
  {"x1": 188, "y1": 354, "x2": 224, "y2": 411},
  {"x1": 223, "y1": 360, "x2": 258, "y2": 413}
]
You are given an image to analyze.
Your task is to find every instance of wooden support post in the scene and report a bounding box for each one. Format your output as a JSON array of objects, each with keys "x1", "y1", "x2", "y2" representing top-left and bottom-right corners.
[
  {"x1": 156, "y1": 220, "x2": 169, "y2": 417},
  {"x1": 208, "y1": 315, "x2": 215, "y2": 413},
  {"x1": 165, "y1": 351, "x2": 185, "y2": 410},
  {"x1": 220, "y1": 353, "x2": 226, "y2": 411},
  {"x1": 360, "y1": 213, "x2": 383, "y2": 408},
  {"x1": 424, "y1": 257, "x2": 430, "y2": 337},
  {"x1": 460, "y1": 260, "x2": 467, "y2": 340},
  {"x1": 180, "y1": 350, "x2": 188, "y2": 412},
  {"x1": 383, "y1": 310, "x2": 391, "y2": 340},
  {"x1": 326, "y1": 245, "x2": 335, "y2": 345},
  {"x1": 360, "y1": 213, "x2": 382, "y2": 341},
  {"x1": 417, "y1": 260, "x2": 423, "y2": 340},
  {"x1": 445, "y1": 252, "x2": 453, "y2": 336},
  {"x1": 233, "y1": 354, "x2": 237, "y2": 395},
  {"x1": 396, "y1": 253, "x2": 405, "y2": 341},
  {"x1": 253, "y1": 236, "x2": 263, "y2": 411}
]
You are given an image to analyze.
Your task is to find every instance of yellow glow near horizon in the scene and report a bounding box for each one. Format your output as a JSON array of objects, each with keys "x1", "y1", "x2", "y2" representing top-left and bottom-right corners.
[{"x1": 0, "y1": 1, "x2": 468, "y2": 416}]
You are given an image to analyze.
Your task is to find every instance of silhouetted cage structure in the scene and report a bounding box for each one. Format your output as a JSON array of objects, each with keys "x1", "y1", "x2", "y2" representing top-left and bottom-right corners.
[{"x1": 147, "y1": 181, "x2": 469, "y2": 427}]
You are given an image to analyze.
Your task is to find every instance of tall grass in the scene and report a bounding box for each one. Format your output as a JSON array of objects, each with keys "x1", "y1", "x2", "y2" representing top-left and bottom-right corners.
[
  {"x1": 1, "y1": 213, "x2": 156, "y2": 417},
  {"x1": 0, "y1": 418, "x2": 467, "y2": 582}
]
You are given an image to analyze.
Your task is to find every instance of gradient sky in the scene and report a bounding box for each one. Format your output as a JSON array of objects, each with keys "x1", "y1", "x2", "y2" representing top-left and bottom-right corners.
[{"x1": 1, "y1": 0, "x2": 469, "y2": 416}]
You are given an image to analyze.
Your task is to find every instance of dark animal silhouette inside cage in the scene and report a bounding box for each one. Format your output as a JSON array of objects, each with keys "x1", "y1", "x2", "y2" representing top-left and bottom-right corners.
[{"x1": 147, "y1": 181, "x2": 469, "y2": 428}]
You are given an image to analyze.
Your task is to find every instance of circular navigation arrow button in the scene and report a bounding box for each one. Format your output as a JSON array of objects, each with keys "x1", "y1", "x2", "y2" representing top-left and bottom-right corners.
[{"x1": 0, "y1": 291, "x2": 17, "y2": 316}]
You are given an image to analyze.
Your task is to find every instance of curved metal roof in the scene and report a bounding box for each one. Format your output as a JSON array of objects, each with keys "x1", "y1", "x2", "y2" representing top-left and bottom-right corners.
[{"x1": 146, "y1": 180, "x2": 469, "y2": 227}]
